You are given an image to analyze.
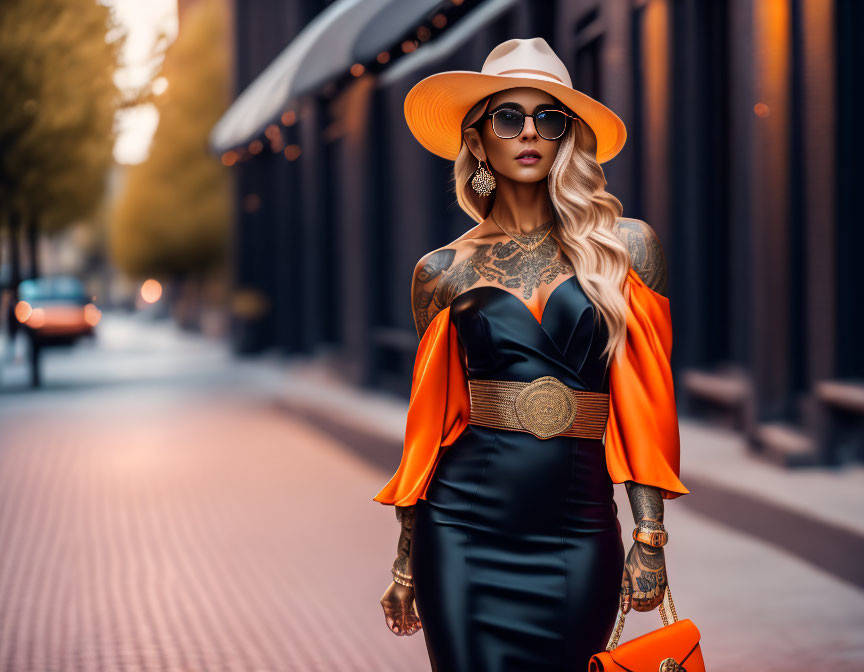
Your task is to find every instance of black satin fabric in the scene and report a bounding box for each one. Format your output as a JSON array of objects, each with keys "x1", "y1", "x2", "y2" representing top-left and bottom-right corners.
[{"x1": 411, "y1": 276, "x2": 625, "y2": 671}]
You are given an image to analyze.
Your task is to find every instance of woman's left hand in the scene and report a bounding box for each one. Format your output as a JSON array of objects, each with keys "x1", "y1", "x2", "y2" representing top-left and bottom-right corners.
[{"x1": 619, "y1": 541, "x2": 667, "y2": 614}]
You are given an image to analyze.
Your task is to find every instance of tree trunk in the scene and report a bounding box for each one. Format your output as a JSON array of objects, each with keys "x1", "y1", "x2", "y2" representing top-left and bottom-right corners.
[
  {"x1": 28, "y1": 334, "x2": 41, "y2": 388},
  {"x1": 27, "y1": 216, "x2": 39, "y2": 279},
  {"x1": 7, "y1": 211, "x2": 22, "y2": 339}
]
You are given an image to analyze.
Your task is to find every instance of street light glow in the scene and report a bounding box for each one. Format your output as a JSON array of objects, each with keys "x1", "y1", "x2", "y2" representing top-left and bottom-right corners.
[{"x1": 141, "y1": 279, "x2": 162, "y2": 304}]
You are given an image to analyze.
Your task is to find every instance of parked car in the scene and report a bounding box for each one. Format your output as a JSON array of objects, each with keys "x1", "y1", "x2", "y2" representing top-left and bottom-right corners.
[{"x1": 15, "y1": 275, "x2": 101, "y2": 346}]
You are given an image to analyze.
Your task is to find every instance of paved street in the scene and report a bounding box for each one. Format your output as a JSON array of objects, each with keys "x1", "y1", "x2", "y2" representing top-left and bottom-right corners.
[
  {"x1": 0, "y1": 314, "x2": 862, "y2": 671},
  {"x1": 0, "y1": 317, "x2": 421, "y2": 672}
]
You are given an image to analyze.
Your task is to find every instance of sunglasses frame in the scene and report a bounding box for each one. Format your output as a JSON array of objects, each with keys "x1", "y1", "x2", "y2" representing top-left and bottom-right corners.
[{"x1": 481, "y1": 107, "x2": 581, "y2": 141}]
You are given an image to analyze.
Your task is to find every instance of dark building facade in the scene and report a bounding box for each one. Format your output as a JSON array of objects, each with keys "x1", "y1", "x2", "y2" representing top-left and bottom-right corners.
[{"x1": 221, "y1": 0, "x2": 863, "y2": 466}]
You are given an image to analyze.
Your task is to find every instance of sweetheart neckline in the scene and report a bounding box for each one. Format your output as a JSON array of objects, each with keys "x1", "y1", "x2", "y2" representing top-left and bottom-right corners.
[{"x1": 449, "y1": 274, "x2": 578, "y2": 326}]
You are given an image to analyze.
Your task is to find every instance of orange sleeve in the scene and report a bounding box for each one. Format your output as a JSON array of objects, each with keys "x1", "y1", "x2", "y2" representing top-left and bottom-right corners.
[
  {"x1": 372, "y1": 306, "x2": 471, "y2": 507},
  {"x1": 604, "y1": 268, "x2": 690, "y2": 499}
]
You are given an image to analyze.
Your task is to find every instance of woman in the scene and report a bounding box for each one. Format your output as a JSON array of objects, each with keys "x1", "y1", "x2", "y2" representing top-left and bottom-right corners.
[{"x1": 373, "y1": 38, "x2": 689, "y2": 671}]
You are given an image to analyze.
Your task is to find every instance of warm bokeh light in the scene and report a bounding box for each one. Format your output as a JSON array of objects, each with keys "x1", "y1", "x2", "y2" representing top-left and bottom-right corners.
[
  {"x1": 417, "y1": 26, "x2": 432, "y2": 42},
  {"x1": 221, "y1": 150, "x2": 238, "y2": 166},
  {"x1": 141, "y1": 279, "x2": 162, "y2": 304},
  {"x1": 152, "y1": 76, "x2": 169, "y2": 95},
  {"x1": 754, "y1": 102, "x2": 770, "y2": 117},
  {"x1": 401, "y1": 40, "x2": 418, "y2": 54},
  {"x1": 264, "y1": 124, "x2": 280, "y2": 140},
  {"x1": 283, "y1": 145, "x2": 301, "y2": 161},
  {"x1": 432, "y1": 13, "x2": 447, "y2": 29},
  {"x1": 376, "y1": 51, "x2": 391, "y2": 64},
  {"x1": 350, "y1": 63, "x2": 365, "y2": 77},
  {"x1": 231, "y1": 288, "x2": 270, "y2": 319},
  {"x1": 28, "y1": 308, "x2": 46, "y2": 329},
  {"x1": 248, "y1": 139, "x2": 263, "y2": 155},
  {"x1": 84, "y1": 303, "x2": 102, "y2": 327},
  {"x1": 14, "y1": 301, "x2": 32, "y2": 324},
  {"x1": 243, "y1": 193, "x2": 261, "y2": 213},
  {"x1": 281, "y1": 110, "x2": 296, "y2": 126}
]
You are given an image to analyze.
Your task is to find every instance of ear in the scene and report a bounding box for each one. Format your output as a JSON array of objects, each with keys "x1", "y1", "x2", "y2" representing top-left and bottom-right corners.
[{"x1": 462, "y1": 127, "x2": 486, "y2": 163}]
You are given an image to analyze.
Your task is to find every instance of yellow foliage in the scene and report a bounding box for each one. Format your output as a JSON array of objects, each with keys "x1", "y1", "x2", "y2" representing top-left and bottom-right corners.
[{"x1": 0, "y1": 0, "x2": 120, "y2": 231}]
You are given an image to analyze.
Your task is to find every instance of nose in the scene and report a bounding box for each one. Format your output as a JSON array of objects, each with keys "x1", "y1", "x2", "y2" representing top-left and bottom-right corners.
[{"x1": 521, "y1": 115, "x2": 538, "y2": 139}]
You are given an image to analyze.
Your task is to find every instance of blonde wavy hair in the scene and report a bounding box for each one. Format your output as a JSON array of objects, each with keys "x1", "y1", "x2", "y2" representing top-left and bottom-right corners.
[{"x1": 452, "y1": 95, "x2": 631, "y2": 365}]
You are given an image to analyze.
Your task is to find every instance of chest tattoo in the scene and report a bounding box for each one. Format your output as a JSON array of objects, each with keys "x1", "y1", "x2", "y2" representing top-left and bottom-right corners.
[{"x1": 438, "y1": 237, "x2": 575, "y2": 306}]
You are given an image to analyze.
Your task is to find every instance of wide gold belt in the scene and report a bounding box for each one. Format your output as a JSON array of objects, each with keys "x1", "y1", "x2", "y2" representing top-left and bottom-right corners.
[{"x1": 468, "y1": 376, "x2": 609, "y2": 440}]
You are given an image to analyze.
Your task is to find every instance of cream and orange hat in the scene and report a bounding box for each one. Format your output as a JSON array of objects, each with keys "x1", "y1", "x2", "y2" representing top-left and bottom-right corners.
[{"x1": 403, "y1": 37, "x2": 627, "y2": 164}]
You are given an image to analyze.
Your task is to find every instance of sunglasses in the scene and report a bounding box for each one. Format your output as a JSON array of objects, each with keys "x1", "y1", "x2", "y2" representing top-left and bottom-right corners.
[{"x1": 482, "y1": 107, "x2": 580, "y2": 141}]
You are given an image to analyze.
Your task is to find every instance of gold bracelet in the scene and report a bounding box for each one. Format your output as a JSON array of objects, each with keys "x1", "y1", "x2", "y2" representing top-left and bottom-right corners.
[
  {"x1": 391, "y1": 568, "x2": 413, "y2": 587},
  {"x1": 632, "y1": 525, "x2": 668, "y2": 547}
]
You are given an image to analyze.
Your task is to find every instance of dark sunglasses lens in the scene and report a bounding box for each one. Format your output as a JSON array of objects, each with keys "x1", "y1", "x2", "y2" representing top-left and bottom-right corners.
[
  {"x1": 491, "y1": 109, "x2": 524, "y2": 138},
  {"x1": 536, "y1": 110, "x2": 567, "y2": 139}
]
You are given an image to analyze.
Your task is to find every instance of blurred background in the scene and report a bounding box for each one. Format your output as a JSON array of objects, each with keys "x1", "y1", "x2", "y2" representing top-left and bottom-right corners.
[{"x1": 0, "y1": 0, "x2": 862, "y2": 670}]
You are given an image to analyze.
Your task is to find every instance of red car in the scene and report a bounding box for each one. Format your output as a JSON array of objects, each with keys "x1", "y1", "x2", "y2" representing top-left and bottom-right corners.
[{"x1": 15, "y1": 275, "x2": 101, "y2": 346}]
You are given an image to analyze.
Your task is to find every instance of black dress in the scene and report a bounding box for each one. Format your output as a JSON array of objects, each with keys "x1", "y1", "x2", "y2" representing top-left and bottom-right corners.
[{"x1": 410, "y1": 275, "x2": 625, "y2": 671}]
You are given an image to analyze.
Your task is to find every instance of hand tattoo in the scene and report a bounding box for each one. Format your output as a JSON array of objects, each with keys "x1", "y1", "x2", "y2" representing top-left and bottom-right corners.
[
  {"x1": 621, "y1": 481, "x2": 667, "y2": 613},
  {"x1": 622, "y1": 542, "x2": 668, "y2": 613}
]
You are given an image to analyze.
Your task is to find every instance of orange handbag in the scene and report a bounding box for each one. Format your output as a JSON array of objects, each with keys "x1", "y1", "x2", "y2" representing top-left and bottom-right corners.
[{"x1": 588, "y1": 584, "x2": 705, "y2": 672}]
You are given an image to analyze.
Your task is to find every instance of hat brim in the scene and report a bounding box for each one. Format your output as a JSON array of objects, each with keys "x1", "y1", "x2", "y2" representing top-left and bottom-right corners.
[{"x1": 404, "y1": 71, "x2": 627, "y2": 163}]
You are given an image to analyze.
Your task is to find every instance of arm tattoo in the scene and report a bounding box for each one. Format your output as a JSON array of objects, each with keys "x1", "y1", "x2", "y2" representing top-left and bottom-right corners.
[
  {"x1": 412, "y1": 249, "x2": 456, "y2": 339},
  {"x1": 616, "y1": 219, "x2": 669, "y2": 297},
  {"x1": 624, "y1": 480, "x2": 664, "y2": 528},
  {"x1": 393, "y1": 504, "x2": 415, "y2": 577}
]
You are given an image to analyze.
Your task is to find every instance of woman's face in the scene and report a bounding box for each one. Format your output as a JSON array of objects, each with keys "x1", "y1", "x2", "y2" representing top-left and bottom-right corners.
[{"x1": 464, "y1": 87, "x2": 564, "y2": 183}]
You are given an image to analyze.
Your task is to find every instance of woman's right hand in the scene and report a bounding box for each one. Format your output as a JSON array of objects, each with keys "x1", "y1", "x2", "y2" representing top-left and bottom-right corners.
[{"x1": 380, "y1": 581, "x2": 422, "y2": 636}]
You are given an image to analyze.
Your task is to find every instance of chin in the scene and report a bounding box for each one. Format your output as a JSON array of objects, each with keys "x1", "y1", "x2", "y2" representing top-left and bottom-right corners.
[{"x1": 507, "y1": 167, "x2": 549, "y2": 182}]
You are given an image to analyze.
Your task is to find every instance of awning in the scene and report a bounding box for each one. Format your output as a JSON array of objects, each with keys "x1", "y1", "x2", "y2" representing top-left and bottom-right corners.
[
  {"x1": 379, "y1": 0, "x2": 518, "y2": 86},
  {"x1": 352, "y1": 0, "x2": 449, "y2": 64},
  {"x1": 210, "y1": 0, "x2": 391, "y2": 153}
]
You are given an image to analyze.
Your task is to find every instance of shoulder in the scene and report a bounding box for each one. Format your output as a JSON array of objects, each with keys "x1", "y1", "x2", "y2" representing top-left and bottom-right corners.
[
  {"x1": 613, "y1": 217, "x2": 668, "y2": 296},
  {"x1": 410, "y1": 236, "x2": 483, "y2": 340}
]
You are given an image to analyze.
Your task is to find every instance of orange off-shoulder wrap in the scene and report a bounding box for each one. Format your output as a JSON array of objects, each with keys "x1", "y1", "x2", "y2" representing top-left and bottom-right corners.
[{"x1": 371, "y1": 267, "x2": 690, "y2": 507}]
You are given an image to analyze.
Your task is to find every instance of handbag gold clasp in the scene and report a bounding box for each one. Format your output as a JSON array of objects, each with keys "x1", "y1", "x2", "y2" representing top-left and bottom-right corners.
[{"x1": 659, "y1": 657, "x2": 686, "y2": 672}]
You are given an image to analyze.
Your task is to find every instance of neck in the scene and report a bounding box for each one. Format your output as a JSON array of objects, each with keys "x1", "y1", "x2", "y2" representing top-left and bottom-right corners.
[{"x1": 487, "y1": 178, "x2": 555, "y2": 235}]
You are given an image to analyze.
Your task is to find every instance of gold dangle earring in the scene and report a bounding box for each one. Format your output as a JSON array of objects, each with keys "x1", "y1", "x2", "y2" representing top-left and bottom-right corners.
[{"x1": 471, "y1": 158, "x2": 496, "y2": 197}]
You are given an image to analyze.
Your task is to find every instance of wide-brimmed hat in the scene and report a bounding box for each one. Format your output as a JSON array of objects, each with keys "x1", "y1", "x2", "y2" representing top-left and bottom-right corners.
[{"x1": 404, "y1": 37, "x2": 626, "y2": 164}]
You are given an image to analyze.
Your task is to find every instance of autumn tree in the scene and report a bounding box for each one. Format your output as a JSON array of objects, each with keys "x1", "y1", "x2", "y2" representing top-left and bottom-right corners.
[{"x1": 0, "y1": 0, "x2": 120, "y2": 333}]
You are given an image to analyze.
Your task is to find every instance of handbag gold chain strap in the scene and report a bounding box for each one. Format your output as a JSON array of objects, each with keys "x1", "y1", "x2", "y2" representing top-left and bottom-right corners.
[{"x1": 606, "y1": 583, "x2": 679, "y2": 651}]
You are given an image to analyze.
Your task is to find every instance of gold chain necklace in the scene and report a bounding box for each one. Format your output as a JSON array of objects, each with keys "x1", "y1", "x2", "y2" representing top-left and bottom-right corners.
[{"x1": 491, "y1": 214, "x2": 554, "y2": 254}]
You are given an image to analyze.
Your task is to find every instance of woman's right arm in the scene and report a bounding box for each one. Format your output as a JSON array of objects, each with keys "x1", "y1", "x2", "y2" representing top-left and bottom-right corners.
[
  {"x1": 391, "y1": 504, "x2": 415, "y2": 581},
  {"x1": 388, "y1": 249, "x2": 455, "y2": 576},
  {"x1": 380, "y1": 250, "x2": 456, "y2": 636}
]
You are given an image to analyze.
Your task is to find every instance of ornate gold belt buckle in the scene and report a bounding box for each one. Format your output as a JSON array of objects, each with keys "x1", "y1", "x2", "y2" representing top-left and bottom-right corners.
[{"x1": 513, "y1": 376, "x2": 577, "y2": 439}]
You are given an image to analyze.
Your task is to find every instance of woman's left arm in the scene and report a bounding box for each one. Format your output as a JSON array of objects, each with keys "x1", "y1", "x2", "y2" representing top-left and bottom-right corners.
[
  {"x1": 614, "y1": 217, "x2": 672, "y2": 614},
  {"x1": 621, "y1": 482, "x2": 667, "y2": 613}
]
